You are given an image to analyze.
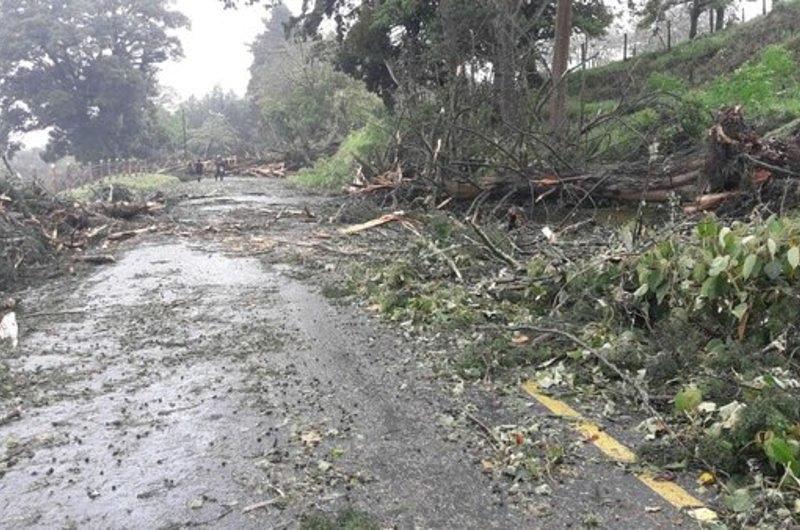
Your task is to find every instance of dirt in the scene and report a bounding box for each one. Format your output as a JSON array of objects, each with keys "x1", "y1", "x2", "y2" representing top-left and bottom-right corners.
[{"x1": 1, "y1": 177, "x2": 708, "y2": 528}]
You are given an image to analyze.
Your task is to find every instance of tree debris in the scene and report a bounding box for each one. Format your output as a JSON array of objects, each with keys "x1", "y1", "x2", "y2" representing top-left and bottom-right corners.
[{"x1": 340, "y1": 211, "x2": 407, "y2": 235}]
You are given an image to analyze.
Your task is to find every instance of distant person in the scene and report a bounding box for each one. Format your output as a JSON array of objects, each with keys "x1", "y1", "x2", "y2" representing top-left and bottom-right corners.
[
  {"x1": 214, "y1": 155, "x2": 225, "y2": 182},
  {"x1": 193, "y1": 159, "x2": 204, "y2": 182}
]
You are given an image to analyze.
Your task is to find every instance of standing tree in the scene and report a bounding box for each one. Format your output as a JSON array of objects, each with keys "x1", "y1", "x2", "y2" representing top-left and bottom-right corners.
[
  {"x1": 0, "y1": 0, "x2": 188, "y2": 162},
  {"x1": 635, "y1": 0, "x2": 733, "y2": 39},
  {"x1": 549, "y1": 0, "x2": 573, "y2": 137}
]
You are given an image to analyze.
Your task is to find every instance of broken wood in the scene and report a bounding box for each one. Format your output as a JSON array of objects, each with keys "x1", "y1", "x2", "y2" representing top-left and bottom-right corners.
[
  {"x1": 107, "y1": 226, "x2": 157, "y2": 242},
  {"x1": 340, "y1": 211, "x2": 407, "y2": 235},
  {"x1": 243, "y1": 162, "x2": 286, "y2": 179},
  {"x1": 682, "y1": 191, "x2": 744, "y2": 214},
  {"x1": 97, "y1": 201, "x2": 164, "y2": 220}
]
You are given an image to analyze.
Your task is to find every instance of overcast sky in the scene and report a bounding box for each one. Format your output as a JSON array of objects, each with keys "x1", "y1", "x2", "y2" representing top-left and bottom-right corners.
[{"x1": 160, "y1": 0, "x2": 302, "y2": 100}]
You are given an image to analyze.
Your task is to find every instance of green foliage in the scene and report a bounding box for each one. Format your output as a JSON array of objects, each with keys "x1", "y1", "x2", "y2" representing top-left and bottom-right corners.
[
  {"x1": 291, "y1": 154, "x2": 354, "y2": 190},
  {"x1": 248, "y1": 27, "x2": 384, "y2": 166},
  {"x1": 633, "y1": 215, "x2": 800, "y2": 339},
  {"x1": 0, "y1": 0, "x2": 188, "y2": 162},
  {"x1": 675, "y1": 386, "x2": 703, "y2": 412},
  {"x1": 646, "y1": 73, "x2": 688, "y2": 94},
  {"x1": 579, "y1": 3, "x2": 800, "y2": 105},
  {"x1": 170, "y1": 87, "x2": 260, "y2": 158},
  {"x1": 292, "y1": 119, "x2": 391, "y2": 190}
]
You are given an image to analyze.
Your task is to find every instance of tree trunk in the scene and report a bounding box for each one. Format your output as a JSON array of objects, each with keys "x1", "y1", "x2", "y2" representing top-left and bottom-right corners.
[
  {"x1": 549, "y1": 0, "x2": 572, "y2": 138},
  {"x1": 716, "y1": 7, "x2": 725, "y2": 30},
  {"x1": 689, "y1": 1, "x2": 702, "y2": 39},
  {"x1": 493, "y1": 5, "x2": 517, "y2": 126}
]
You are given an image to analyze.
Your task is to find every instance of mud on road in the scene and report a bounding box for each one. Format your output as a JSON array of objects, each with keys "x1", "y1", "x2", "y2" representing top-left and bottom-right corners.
[{"x1": 1, "y1": 178, "x2": 699, "y2": 529}]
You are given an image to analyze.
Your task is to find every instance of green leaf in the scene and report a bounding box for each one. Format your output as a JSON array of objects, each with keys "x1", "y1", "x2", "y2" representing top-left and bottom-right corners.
[
  {"x1": 708, "y1": 255, "x2": 730, "y2": 277},
  {"x1": 633, "y1": 284, "x2": 649, "y2": 298},
  {"x1": 675, "y1": 386, "x2": 702, "y2": 412},
  {"x1": 731, "y1": 303, "x2": 749, "y2": 320},
  {"x1": 692, "y1": 261, "x2": 708, "y2": 282},
  {"x1": 700, "y1": 276, "x2": 720, "y2": 299},
  {"x1": 697, "y1": 217, "x2": 720, "y2": 240},
  {"x1": 767, "y1": 238, "x2": 777, "y2": 257},
  {"x1": 742, "y1": 254, "x2": 757, "y2": 279},
  {"x1": 788, "y1": 246, "x2": 800, "y2": 270},
  {"x1": 656, "y1": 282, "x2": 670, "y2": 305},
  {"x1": 724, "y1": 489, "x2": 754, "y2": 513},
  {"x1": 718, "y1": 226, "x2": 731, "y2": 248},
  {"x1": 763, "y1": 435, "x2": 799, "y2": 468}
]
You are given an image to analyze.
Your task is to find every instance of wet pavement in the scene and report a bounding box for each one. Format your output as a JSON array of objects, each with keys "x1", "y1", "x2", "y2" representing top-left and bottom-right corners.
[{"x1": 1, "y1": 178, "x2": 703, "y2": 529}]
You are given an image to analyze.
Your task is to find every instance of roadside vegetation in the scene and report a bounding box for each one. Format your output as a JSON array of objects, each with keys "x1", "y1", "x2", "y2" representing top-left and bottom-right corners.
[
  {"x1": 344, "y1": 207, "x2": 800, "y2": 525},
  {"x1": 65, "y1": 173, "x2": 180, "y2": 202}
]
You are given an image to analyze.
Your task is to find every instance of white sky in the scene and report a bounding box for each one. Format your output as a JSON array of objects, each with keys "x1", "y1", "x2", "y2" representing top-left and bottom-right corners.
[{"x1": 160, "y1": 0, "x2": 302, "y2": 100}]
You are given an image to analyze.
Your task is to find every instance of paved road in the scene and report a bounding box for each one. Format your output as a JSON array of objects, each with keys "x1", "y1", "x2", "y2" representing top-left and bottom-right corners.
[{"x1": 0, "y1": 178, "x2": 699, "y2": 529}]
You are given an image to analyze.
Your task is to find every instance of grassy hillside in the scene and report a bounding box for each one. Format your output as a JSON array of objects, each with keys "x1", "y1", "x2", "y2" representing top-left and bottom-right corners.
[{"x1": 576, "y1": 1, "x2": 800, "y2": 102}]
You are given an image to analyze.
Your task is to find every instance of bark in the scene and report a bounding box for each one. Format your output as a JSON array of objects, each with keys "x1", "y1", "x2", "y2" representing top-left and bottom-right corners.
[
  {"x1": 689, "y1": 3, "x2": 702, "y2": 39},
  {"x1": 716, "y1": 7, "x2": 725, "y2": 30},
  {"x1": 549, "y1": 0, "x2": 572, "y2": 138},
  {"x1": 492, "y1": 0, "x2": 520, "y2": 126}
]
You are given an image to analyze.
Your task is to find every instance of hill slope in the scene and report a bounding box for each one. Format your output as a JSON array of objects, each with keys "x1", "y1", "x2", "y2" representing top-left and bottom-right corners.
[{"x1": 577, "y1": 1, "x2": 800, "y2": 102}]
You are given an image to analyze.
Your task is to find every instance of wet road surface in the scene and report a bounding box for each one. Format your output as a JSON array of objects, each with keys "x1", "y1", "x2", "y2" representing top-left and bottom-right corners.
[{"x1": 0, "y1": 178, "x2": 702, "y2": 529}]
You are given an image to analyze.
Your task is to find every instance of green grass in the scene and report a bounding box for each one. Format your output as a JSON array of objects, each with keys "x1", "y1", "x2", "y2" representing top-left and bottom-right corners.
[
  {"x1": 576, "y1": 0, "x2": 800, "y2": 102},
  {"x1": 699, "y1": 44, "x2": 800, "y2": 127},
  {"x1": 291, "y1": 119, "x2": 391, "y2": 190},
  {"x1": 65, "y1": 173, "x2": 181, "y2": 202}
]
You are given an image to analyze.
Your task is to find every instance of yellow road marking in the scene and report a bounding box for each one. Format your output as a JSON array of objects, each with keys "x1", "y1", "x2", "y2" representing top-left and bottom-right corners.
[{"x1": 521, "y1": 381, "x2": 718, "y2": 523}]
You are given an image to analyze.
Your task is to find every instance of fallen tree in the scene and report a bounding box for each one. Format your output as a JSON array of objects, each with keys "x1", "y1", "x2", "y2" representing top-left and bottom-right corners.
[{"x1": 351, "y1": 107, "x2": 800, "y2": 215}]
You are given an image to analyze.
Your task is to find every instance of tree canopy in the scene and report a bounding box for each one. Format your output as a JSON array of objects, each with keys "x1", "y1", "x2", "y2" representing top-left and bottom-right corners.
[{"x1": 0, "y1": 0, "x2": 188, "y2": 162}]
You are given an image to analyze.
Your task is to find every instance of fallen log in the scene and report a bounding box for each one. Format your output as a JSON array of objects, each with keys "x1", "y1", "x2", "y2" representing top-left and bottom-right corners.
[{"x1": 682, "y1": 192, "x2": 745, "y2": 214}]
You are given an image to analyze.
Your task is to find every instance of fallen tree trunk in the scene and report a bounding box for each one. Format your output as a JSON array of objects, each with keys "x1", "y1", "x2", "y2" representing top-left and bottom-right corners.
[{"x1": 477, "y1": 107, "x2": 800, "y2": 210}]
